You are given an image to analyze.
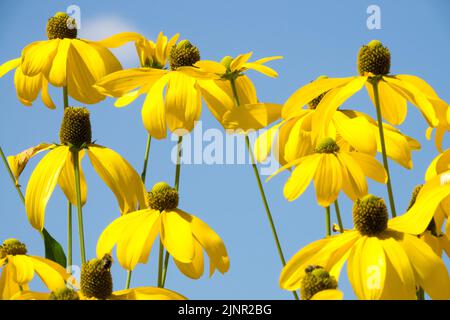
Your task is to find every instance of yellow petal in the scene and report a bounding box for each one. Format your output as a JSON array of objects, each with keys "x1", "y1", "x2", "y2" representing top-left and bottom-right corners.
[
  {"x1": 252, "y1": 56, "x2": 283, "y2": 65},
  {"x1": 93, "y1": 32, "x2": 144, "y2": 48},
  {"x1": 383, "y1": 76, "x2": 438, "y2": 127},
  {"x1": 7, "y1": 143, "x2": 53, "y2": 186},
  {"x1": 284, "y1": 114, "x2": 314, "y2": 163},
  {"x1": 11, "y1": 291, "x2": 51, "y2": 300},
  {"x1": 349, "y1": 152, "x2": 387, "y2": 184},
  {"x1": 160, "y1": 210, "x2": 195, "y2": 263},
  {"x1": 194, "y1": 60, "x2": 226, "y2": 74},
  {"x1": 29, "y1": 256, "x2": 69, "y2": 291},
  {"x1": 174, "y1": 240, "x2": 205, "y2": 279},
  {"x1": 48, "y1": 39, "x2": 71, "y2": 87},
  {"x1": 389, "y1": 174, "x2": 450, "y2": 234},
  {"x1": 348, "y1": 236, "x2": 386, "y2": 300},
  {"x1": 310, "y1": 289, "x2": 343, "y2": 300},
  {"x1": 87, "y1": 145, "x2": 146, "y2": 214},
  {"x1": 313, "y1": 154, "x2": 343, "y2": 207},
  {"x1": 41, "y1": 77, "x2": 56, "y2": 109},
  {"x1": 166, "y1": 72, "x2": 202, "y2": 133},
  {"x1": 283, "y1": 77, "x2": 354, "y2": 119},
  {"x1": 222, "y1": 103, "x2": 282, "y2": 132},
  {"x1": 0, "y1": 57, "x2": 20, "y2": 78},
  {"x1": 58, "y1": 150, "x2": 87, "y2": 207},
  {"x1": 188, "y1": 210, "x2": 229, "y2": 276},
  {"x1": 21, "y1": 40, "x2": 59, "y2": 77},
  {"x1": 111, "y1": 287, "x2": 186, "y2": 300},
  {"x1": 141, "y1": 74, "x2": 169, "y2": 139},
  {"x1": 197, "y1": 79, "x2": 234, "y2": 123},
  {"x1": 400, "y1": 234, "x2": 450, "y2": 300},
  {"x1": 283, "y1": 154, "x2": 321, "y2": 201},
  {"x1": 230, "y1": 52, "x2": 253, "y2": 71},
  {"x1": 0, "y1": 264, "x2": 22, "y2": 300},
  {"x1": 116, "y1": 209, "x2": 160, "y2": 270},
  {"x1": 14, "y1": 67, "x2": 41, "y2": 106},
  {"x1": 242, "y1": 62, "x2": 279, "y2": 78},
  {"x1": 425, "y1": 149, "x2": 450, "y2": 180},
  {"x1": 254, "y1": 122, "x2": 283, "y2": 163},
  {"x1": 25, "y1": 147, "x2": 69, "y2": 230},
  {"x1": 366, "y1": 81, "x2": 407, "y2": 125},
  {"x1": 9, "y1": 255, "x2": 35, "y2": 285},
  {"x1": 338, "y1": 152, "x2": 368, "y2": 200},
  {"x1": 114, "y1": 90, "x2": 140, "y2": 108},
  {"x1": 396, "y1": 75, "x2": 439, "y2": 98},
  {"x1": 235, "y1": 75, "x2": 257, "y2": 105},
  {"x1": 333, "y1": 112, "x2": 377, "y2": 155}
]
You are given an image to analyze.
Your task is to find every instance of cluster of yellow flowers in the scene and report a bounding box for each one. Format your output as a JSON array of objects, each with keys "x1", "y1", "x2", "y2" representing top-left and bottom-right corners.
[{"x1": 0, "y1": 12, "x2": 449, "y2": 300}]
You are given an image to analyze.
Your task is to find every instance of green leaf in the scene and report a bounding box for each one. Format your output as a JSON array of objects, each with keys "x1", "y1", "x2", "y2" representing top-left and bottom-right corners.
[{"x1": 42, "y1": 228, "x2": 67, "y2": 268}]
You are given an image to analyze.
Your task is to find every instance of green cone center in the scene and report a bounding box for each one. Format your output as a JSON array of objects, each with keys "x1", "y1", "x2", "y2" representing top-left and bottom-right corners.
[
  {"x1": 301, "y1": 265, "x2": 338, "y2": 300},
  {"x1": 49, "y1": 287, "x2": 80, "y2": 300},
  {"x1": 146, "y1": 182, "x2": 179, "y2": 211},
  {"x1": 59, "y1": 107, "x2": 92, "y2": 148},
  {"x1": 46, "y1": 12, "x2": 77, "y2": 40},
  {"x1": 353, "y1": 195, "x2": 388, "y2": 236},
  {"x1": 0, "y1": 238, "x2": 27, "y2": 257},
  {"x1": 357, "y1": 40, "x2": 391, "y2": 76},
  {"x1": 80, "y1": 254, "x2": 113, "y2": 300},
  {"x1": 315, "y1": 137, "x2": 340, "y2": 154},
  {"x1": 169, "y1": 40, "x2": 200, "y2": 70}
]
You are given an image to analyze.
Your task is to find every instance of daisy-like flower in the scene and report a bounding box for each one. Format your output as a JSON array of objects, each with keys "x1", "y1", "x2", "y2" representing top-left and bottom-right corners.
[
  {"x1": 95, "y1": 33, "x2": 207, "y2": 139},
  {"x1": 283, "y1": 40, "x2": 442, "y2": 132},
  {"x1": 12, "y1": 254, "x2": 186, "y2": 300},
  {"x1": 267, "y1": 137, "x2": 386, "y2": 207},
  {"x1": 0, "y1": 239, "x2": 70, "y2": 300},
  {"x1": 8, "y1": 107, "x2": 146, "y2": 231},
  {"x1": 255, "y1": 76, "x2": 420, "y2": 169},
  {"x1": 97, "y1": 182, "x2": 229, "y2": 279},
  {"x1": 177, "y1": 52, "x2": 283, "y2": 132},
  {"x1": 0, "y1": 12, "x2": 129, "y2": 107},
  {"x1": 280, "y1": 195, "x2": 450, "y2": 300}
]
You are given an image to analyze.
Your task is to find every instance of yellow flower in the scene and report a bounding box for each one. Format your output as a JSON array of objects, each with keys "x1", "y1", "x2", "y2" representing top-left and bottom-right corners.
[
  {"x1": 8, "y1": 107, "x2": 146, "y2": 231},
  {"x1": 95, "y1": 33, "x2": 207, "y2": 139},
  {"x1": 0, "y1": 239, "x2": 70, "y2": 300},
  {"x1": 0, "y1": 12, "x2": 133, "y2": 107},
  {"x1": 267, "y1": 137, "x2": 386, "y2": 207},
  {"x1": 178, "y1": 52, "x2": 283, "y2": 132},
  {"x1": 283, "y1": 41, "x2": 443, "y2": 137},
  {"x1": 280, "y1": 195, "x2": 450, "y2": 300},
  {"x1": 97, "y1": 182, "x2": 229, "y2": 279},
  {"x1": 11, "y1": 255, "x2": 186, "y2": 300},
  {"x1": 255, "y1": 78, "x2": 420, "y2": 169},
  {"x1": 297, "y1": 265, "x2": 343, "y2": 300}
]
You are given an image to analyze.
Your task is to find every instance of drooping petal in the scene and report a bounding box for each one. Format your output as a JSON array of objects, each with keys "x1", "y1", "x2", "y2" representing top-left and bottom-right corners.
[
  {"x1": 283, "y1": 154, "x2": 321, "y2": 201},
  {"x1": 29, "y1": 256, "x2": 69, "y2": 291},
  {"x1": 14, "y1": 67, "x2": 41, "y2": 106},
  {"x1": 160, "y1": 210, "x2": 195, "y2": 263},
  {"x1": 9, "y1": 255, "x2": 35, "y2": 286},
  {"x1": 11, "y1": 291, "x2": 51, "y2": 300},
  {"x1": 25, "y1": 147, "x2": 70, "y2": 230},
  {"x1": 347, "y1": 236, "x2": 386, "y2": 300},
  {"x1": 58, "y1": 150, "x2": 87, "y2": 207},
  {"x1": 254, "y1": 122, "x2": 283, "y2": 163},
  {"x1": 349, "y1": 152, "x2": 387, "y2": 184},
  {"x1": 0, "y1": 263, "x2": 22, "y2": 299},
  {"x1": 48, "y1": 39, "x2": 71, "y2": 87},
  {"x1": 242, "y1": 62, "x2": 279, "y2": 78},
  {"x1": 337, "y1": 152, "x2": 368, "y2": 201},
  {"x1": 21, "y1": 40, "x2": 59, "y2": 77},
  {"x1": 194, "y1": 60, "x2": 226, "y2": 75},
  {"x1": 41, "y1": 78, "x2": 56, "y2": 109},
  {"x1": 0, "y1": 57, "x2": 20, "y2": 78},
  {"x1": 188, "y1": 210, "x2": 229, "y2": 276},
  {"x1": 222, "y1": 103, "x2": 282, "y2": 132},
  {"x1": 400, "y1": 234, "x2": 450, "y2": 300},
  {"x1": 283, "y1": 77, "x2": 354, "y2": 119},
  {"x1": 197, "y1": 79, "x2": 234, "y2": 123},
  {"x1": 313, "y1": 154, "x2": 343, "y2": 207},
  {"x1": 92, "y1": 32, "x2": 144, "y2": 48},
  {"x1": 366, "y1": 80, "x2": 407, "y2": 125},
  {"x1": 141, "y1": 74, "x2": 169, "y2": 139},
  {"x1": 235, "y1": 75, "x2": 257, "y2": 105},
  {"x1": 88, "y1": 145, "x2": 146, "y2": 214},
  {"x1": 116, "y1": 209, "x2": 160, "y2": 270},
  {"x1": 165, "y1": 71, "x2": 201, "y2": 133},
  {"x1": 174, "y1": 240, "x2": 205, "y2": 279},
  {"x1": 7, "y1": 143, "x2": 54, "y2": 186}
]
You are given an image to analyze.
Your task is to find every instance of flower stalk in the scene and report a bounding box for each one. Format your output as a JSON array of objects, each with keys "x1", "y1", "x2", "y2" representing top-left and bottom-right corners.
[{"x1": 72, "y1": 150, "x2": 86, "y2": 264}]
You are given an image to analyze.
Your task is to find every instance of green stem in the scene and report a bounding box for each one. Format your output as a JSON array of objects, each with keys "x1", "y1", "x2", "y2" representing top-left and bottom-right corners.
[
  {"x1": 67, "y1": 201, "x2": 72, "y2": 272},
  {"x1": 125, "y1": 270, "x2": 132, "y2": 289},
  {"x1": 160, "y1": 136, "x2": 183, "y2": 288},
  {"x1": 325, "y1": 206, "x2": 331, "y2": 237},
  {"x1": 157, "y1": 240, "x2": 164, "y2": 287},
  {"x1": 333, "y1": 200, "x2": 344, "y2": 233},
  {"x1": 63, "y1": 86, "x2": 69, "y2": 109},
  {"x1": 372, "y1": 80, "x2": 396, "y2": 217},
  {"x1": 0, "y1": 146, "x2": 25, "y2": 203},
  {"x1": 141, "y1": 134, "x2": 152, "y2": 183},
  {"x1": 230, "y1": 77, "x2": 298, "y2": 300},
  {"x1": 72, "y1": 150, "x2": 86, "y2": 264},
  {"x1": 417, "y1": 287, "x2": 425, "y2": 300}
]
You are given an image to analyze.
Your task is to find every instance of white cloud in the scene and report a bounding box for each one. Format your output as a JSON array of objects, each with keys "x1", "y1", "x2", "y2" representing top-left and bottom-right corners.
[{"x1": 79, "y1": 15, "x2": 142, "y2": 68}]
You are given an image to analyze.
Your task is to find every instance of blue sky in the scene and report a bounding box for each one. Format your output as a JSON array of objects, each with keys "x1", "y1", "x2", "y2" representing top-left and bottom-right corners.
[{"x1": 0, "y1": 0, "x2": 449, "y2": 299}]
